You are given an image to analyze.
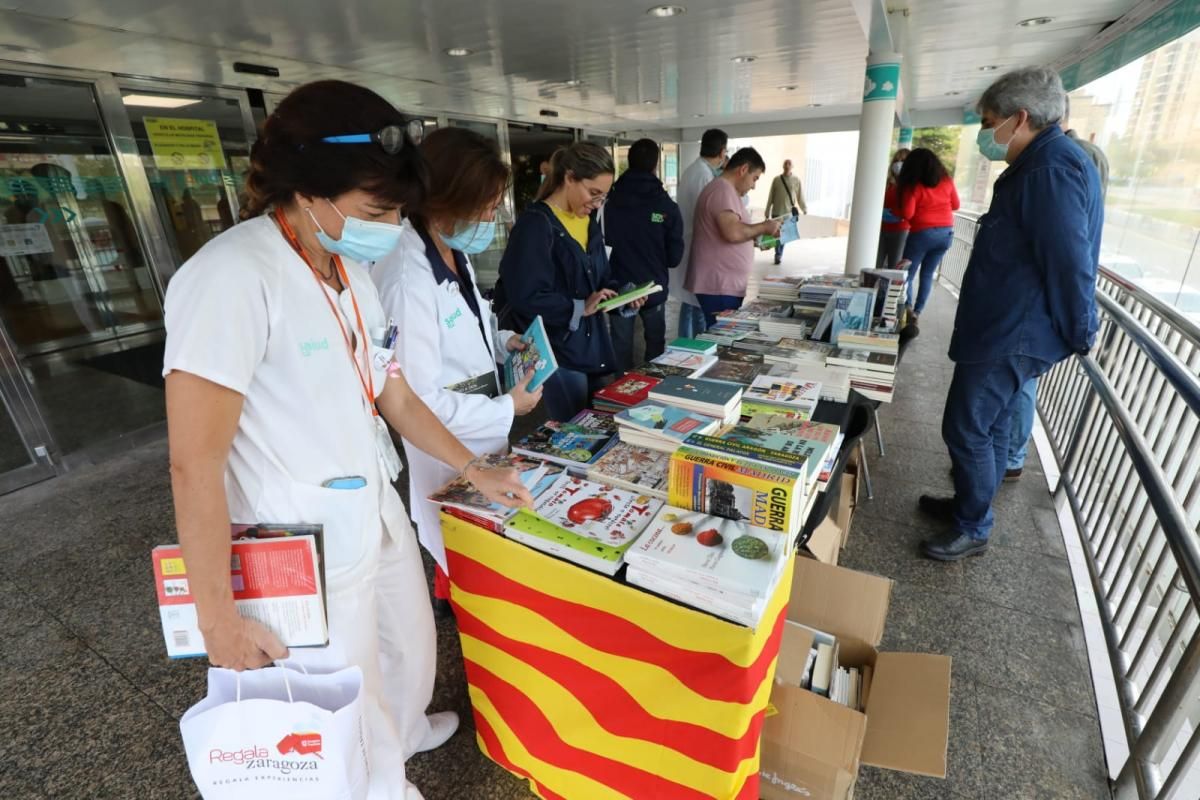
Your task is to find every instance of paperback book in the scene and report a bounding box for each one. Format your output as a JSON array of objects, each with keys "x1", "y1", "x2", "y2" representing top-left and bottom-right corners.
[
  {"x1": 428, "y1": 453, "x2": 565, "y2": 531},
  {"x1": 587, "y1": 441, "x2": 672, "y2": 499},
  {"x1": 504, "y1": 315, "x2": 558, "y2": 392},
  {"x1": 743, "y1": 375, "x2": 822, "y2": 416},
  {"x1": 593, "y1": 373, "x2": 662, "y2": 410},
  {"x1": 667, "y1": 337, "x2": 718, "y2": 356},
  {"x1": 631, "y1": 360, "x2": 696, "y2": 381},
  {"x1": 667, "y1": 446, "x2": 807, "y2": 533},
  {"x1": 702, "y1": 359, "x2": 766, "y2": 386},
  {"x1": 596, "y1": 281, "x2": 663, "y2": 312},
  {"x1": 650, "y1": 350, "x2": 718, "y2": 376},
  {"x1": 512, "y1": 409, "x2": 618, "y2": 471},
  {"x1": 649, "y1": 376, "x2": 744, "y2": 426}
]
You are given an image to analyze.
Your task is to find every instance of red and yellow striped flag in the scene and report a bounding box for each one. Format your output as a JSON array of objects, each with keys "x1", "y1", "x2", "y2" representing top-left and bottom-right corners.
[{"x1": 443, "y1": 513, "x2": 794, "y2": 800}]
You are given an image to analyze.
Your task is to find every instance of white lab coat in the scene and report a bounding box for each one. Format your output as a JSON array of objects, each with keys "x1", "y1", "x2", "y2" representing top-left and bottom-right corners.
[
  {"x1": 162, "y1": 216, "x2": 434, "y2": 798},
  {"x1": 672, "y1": 156, "x2": 717, "y2": 306},
  {"x1": 372, "y1": 221, "x2": 517, "y2": 571}
]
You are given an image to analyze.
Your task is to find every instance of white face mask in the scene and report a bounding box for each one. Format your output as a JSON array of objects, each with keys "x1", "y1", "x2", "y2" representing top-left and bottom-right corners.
[{"x1": 891, "y1": 162, "x2": 903, "y2": 176}]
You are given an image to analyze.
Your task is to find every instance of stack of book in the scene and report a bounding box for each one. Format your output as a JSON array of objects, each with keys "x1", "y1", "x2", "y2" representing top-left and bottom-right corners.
[
  {"x1": 827, "y1": 347, "x2": 898, "y2": 403},
  {"x1": 743, "y1": 375, "x2": 822, "y2": 419},
  {"x1": 702, "y1": 357, "x2": 767, "y2": 386},
  {"x1": 758, "y1": 275, "x2": 806, "y2": 302},
  {"x1": 716, "y1": 345, "x2": 766, "y2": 366},
  {"x1": 593, "y1": 373, "x2": 663, "y2": 413},
  {"x1": 859, "y1": 268, "x2": 908, "y2": 328},
  {"x1": 666, "y1": 337, "x2": 717, "y2": 357},
  {"x1": 836, "y1": 330, "x2": 900, "y2": 354},
  {"x1": 614, "y1": 400, "x2": 721, "y2": 453},
  {"x1": 812, "y1": 287, "x2": 876, "y2": 343},
  {"x1": 797, "y1": 275, "x2": 861, "y2": 311},
  {"x1": 649, "y1": 349, "x2": 718, "y2": 377},
  {"x1": 758, "y1": 314, "x2": 810, "y2": 339},
  {"x1": 586, "y1": 441, "x2": 672, "y2": 500},
  {"x1": 649, "y1": 376, "x2": 744, "y2": 426},
  {"x1": 625, "y1": 507, "x2": 791, "y2": 628},
  {"x1": 512, "y1": 409, "x2": 619, "y2": 472},
  {"x1": 728, "y1": 332, "x2": 782, "y2": 354},
  {"x1": 763, "y1": 338, "x2": 834, "y2": 370},
  {"x1": 667, "y1": 445, "x2": 812, "y2": 535},
  {"x1": 767, "y1": 361, "x2": 851, "y2": 403},
  {"x1": 429, "y1": 453, "x2": 566, "y2": 532},
  {"x1": 503, "y1": 473, "x2": 663, "y2": 575},
  {"x1": 698, "y1": 317, "x2": 760, "y2": 346},
  {"x1": 631, "y1": 360, "x2": 695, "y2": 381},
  {"x1": 737, "y1": 416, "x2": 844, "y2": 492}
]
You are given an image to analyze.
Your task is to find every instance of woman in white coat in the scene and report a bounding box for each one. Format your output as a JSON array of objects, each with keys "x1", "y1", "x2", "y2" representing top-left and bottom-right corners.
[
  {"x1": 372, "y1": 127, "x2": 542, "y2": 612},
  {"x1": 163, "y1": 81, "x2": 531, "y2": 800}
]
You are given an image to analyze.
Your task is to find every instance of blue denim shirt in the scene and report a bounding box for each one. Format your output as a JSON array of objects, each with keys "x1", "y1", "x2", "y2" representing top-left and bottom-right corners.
[{"x1": 950, "y1": 126, "x2": 1103, "y2": 364}]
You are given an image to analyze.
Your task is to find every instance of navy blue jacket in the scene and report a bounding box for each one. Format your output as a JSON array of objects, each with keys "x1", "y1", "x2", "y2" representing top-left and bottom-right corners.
[
  {"x1": 602, "y1": 170, "x2": 685, "y2": 308},
  {"x1": 494, "y1": 202, "x2": 618, "y2": 374},
  {"x1": 951, "y1": 126, "x2": 1102, "y2": 365}
]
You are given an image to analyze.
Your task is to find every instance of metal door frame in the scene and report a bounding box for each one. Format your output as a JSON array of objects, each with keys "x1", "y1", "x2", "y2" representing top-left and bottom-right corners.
[{"x1": 0, "y1": 321, "x2": 56, "y2": 494}]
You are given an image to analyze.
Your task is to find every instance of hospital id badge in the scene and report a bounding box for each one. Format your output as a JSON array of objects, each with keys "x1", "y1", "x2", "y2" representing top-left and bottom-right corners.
[{"x1": 374, "y1": 416, "x2": 403, "y2": 481}]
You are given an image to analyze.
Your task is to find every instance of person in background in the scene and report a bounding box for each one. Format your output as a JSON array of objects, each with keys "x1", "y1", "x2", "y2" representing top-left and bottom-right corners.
[
  {"x1": 162, "y1": 80, "x2": 531, "y2": 799},
  {"x1": 918, "y1": 66, "x2": 1101, "y2": 561},
  {"x1": 878, "y1": 148, "x2": 911, "y2": 269},
  {"x1": 495, "y1": 142, "x2": 639, "y2": 421},
  {"x1": 895, "y1": 147, "x2": 960, "y2": 321},
  {"x1": 1004, "y1": 97, "x2": 1111, "y2": 481},
  {"x1": 673, "y1": 128, "x2": 728, "y2": 338},
  {"x1": 372, "y1": 127, "x2": 543, "y2": 618},
  {"x1": 684, "y1": 147, "x2": 782, "y2": 327},
  {"x1": 764, "y1": 159, "x2": 807, "y2": 265},
  {"x1": 603, "y1": 138, "x2": 685, "y2": 372}
]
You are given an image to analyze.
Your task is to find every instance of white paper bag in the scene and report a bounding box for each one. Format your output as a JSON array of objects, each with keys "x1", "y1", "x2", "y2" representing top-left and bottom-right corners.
[{"x1": 180, "y1": 665, "x2": 369, "y2": 800}]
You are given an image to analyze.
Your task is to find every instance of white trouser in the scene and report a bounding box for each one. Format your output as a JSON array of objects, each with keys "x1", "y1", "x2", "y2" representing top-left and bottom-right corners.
[{"x1": 289, "y1": 517, "x2": 436, "y2": 799}]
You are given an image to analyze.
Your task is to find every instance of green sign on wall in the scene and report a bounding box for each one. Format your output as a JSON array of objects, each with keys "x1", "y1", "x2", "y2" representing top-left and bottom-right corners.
[{"x1": 1060, "y1": 0, "x2": 1200, "y2": 90}]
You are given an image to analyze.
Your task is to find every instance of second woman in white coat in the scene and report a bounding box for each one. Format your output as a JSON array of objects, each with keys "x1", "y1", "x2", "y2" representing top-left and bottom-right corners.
[{"x1": 372, "y1": 127, "x2": 543, "y2": 611}]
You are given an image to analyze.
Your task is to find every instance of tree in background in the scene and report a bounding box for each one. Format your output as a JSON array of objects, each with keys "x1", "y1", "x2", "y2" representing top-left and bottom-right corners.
[{"x1": 913, "y1": 127, "x2": 960, "y2": 177}]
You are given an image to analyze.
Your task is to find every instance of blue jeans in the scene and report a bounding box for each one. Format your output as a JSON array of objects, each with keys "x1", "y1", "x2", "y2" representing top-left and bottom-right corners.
[
  {"x1": 695, "y1": 293, "x2": 744, "y2": 328},
  {"x1": 942, "y1": 355, "x2": 1050, "y2": 540},
  {"x1": 610, "y1": 302, "x2": 666, "y2": 373},
  {"x1": 774, "y1": 241, "x2": 786, "y2": 263},
  {"x1": 543, "y1": 367, "x2": 591, "y2": 422},
  {"x1": 1007, "y1": 376, "x2": 1039, "y2": 470},
  {"x1": 904, "y1": 226, "x2": 954, "y2": 313},
  {"x1": 677, "y1": 302, "x2": 708, "y2": 338}
]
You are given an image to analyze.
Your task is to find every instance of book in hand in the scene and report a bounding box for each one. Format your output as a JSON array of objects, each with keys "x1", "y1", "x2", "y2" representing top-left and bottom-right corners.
[
  {"x1": 648, "y1": 376, "x2": 744, "y2": 426},
  {"x1": 597, "y1": 281, "x2": 664, "y2": 312},
  {"x1": 428, "y1": 453, "x2": 565, "y2": 532},
  {"x1": 668, "y1": 446, "x2": 807, "y2": 534},
  {"x1": 503, "y1": 474, "x2": 664, "y2": 575},
  {"x1": 667, "y1": 337, "x2": 718, "y2": 356},
  {"x1": 153, "y1": 527, "x2": 328, "y2": 658},
  {"x1": 587, "y1": 441, "x2": 672, "y2": 500},
  {"x1": 625, "y1": 506, "x2": 791, "y2": 628},
  {"x1": 504, "y1": 315, "x2": 558, "y2": 392},
  {"x1": 615, "y1": 399, "x2": 721, "y2": 452},
  {"x1": 512, "y1": 409, "x2": 618, "y2": 471},
  {"x1": 593, "y1": 373, "x2": 663, "y2": 410}
]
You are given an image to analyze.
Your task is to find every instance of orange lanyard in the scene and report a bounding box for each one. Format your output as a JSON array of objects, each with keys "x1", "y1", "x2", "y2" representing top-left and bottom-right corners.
[{"x1": 274, "y1": 208, "x2": 378, "y2": 417}]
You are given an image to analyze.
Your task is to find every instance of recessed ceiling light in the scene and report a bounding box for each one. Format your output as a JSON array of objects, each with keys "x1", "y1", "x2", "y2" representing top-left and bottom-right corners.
[
  {"x1": 646, "y1": 5, "x2": 686, "y2": 17},
  {"x1": 643, "y1": 99, "x2": 659, "y2": 105},
  {"x1": 978, "y1": 64, "x2": 1000, "y2": 72},
  {"x1": 1018, "y1": 16, "x2": 1054, "y2": 27},
  {"x1": 444, "y1": 47, "x2": 473, "y2": 57},
  {"x1": 778, "y1": 85, "x2": 798, "y2": 91},
  {"x1": 122, "y1": 94, "x2": 203, "y2": 109},
  {"x1": 731, "y1": 55, "x2": 757, "y2": 64}
]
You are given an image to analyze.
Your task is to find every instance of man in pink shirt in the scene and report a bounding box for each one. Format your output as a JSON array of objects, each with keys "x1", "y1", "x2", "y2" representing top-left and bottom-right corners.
[{"x1": 684, "y1": 147, "x2": 782, "y2": 326}]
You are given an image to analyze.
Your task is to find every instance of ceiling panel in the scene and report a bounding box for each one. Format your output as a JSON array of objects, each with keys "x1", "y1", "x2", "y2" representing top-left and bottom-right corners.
[{"x1": 0, "y1": 0, "x2": 1142, "y2": 132}]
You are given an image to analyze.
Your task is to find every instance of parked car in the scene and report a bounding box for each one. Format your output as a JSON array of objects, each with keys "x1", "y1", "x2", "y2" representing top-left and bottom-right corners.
[{"x1": 1100, "y1": 252, "x2": 1146, "y2": 281}]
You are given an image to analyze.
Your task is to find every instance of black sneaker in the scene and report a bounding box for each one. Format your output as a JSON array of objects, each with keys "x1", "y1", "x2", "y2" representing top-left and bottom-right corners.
[
  {"x1": 918, "y1": 494, "x2": 956, "y2": 523},
  {"x1": 1003, "y1": 467, "x2": 1022, "y2": 482},
  {"x1": 921, "y1": 530, "x2": 989, "y2": 561}
]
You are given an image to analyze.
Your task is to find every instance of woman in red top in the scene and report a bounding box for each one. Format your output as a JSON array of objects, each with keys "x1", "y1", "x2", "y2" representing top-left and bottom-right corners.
[
  {"x1": 878, "y1": 148, "x2": 910, "y2": 269},
  {"x1": 896, "y1": 148, "x2": 960, "y2": 318}
]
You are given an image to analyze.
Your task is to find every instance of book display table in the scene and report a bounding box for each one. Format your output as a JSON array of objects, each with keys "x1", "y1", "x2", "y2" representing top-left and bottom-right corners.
[{"x1": 443, "y1": 512, "x2": 796, "y2": 800}]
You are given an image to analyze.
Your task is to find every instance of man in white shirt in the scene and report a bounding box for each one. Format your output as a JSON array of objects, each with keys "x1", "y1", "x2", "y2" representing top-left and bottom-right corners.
[{"x1": 673, "y1": 128, "x2": 728, "y2": 338}]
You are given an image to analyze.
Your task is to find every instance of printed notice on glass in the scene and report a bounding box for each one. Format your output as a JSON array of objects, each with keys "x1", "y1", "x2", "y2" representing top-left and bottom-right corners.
[
  {"x1": 143, "y1": 116, "x2": 228, "y2": 171},
  {"x1": 0, "y1": 223, "x2": 54, "y2": 257}
]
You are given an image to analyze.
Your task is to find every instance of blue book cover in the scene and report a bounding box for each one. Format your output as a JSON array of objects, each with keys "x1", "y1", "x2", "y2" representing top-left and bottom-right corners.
[
  {"x1": 649, "y1": 376, "x2": 742, "y2": 408},
  {"x1": 505, "y1": 315, "x2": 558, "y2": 392},
  {"x1": 616, "y1": 401, "x2": 720, "y2": 441},
  {"x1": 829, "y1": 288, "x2": 874, "y2": 344}
]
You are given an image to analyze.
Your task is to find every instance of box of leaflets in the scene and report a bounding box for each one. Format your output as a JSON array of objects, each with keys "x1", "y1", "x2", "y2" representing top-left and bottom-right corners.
[{"x1": 760, "y1": 558, "x2": 952, "y2": 800}]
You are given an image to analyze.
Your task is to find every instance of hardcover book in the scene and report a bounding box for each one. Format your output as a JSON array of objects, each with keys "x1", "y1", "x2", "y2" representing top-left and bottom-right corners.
[{"x1": 593, "y1": 373, "x2": 663, "y2": 408}]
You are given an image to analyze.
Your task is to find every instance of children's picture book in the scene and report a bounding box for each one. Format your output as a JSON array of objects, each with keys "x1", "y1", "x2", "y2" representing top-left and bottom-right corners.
[
  {"x1": 504, "y1": 315, "x2": 558, "y2": 392},
  {"x1": 616, "y1": 400, "x2": 721, "y2": 440},
  {"x1": 512, "y1": 410, "x2": 618, "y2": 469},
  {"x1": 587, "y1": 441, "x2": 672, "y2": 499},
  {"x1": 428, "y1": 453, "x2": 566, "y2": 527}
]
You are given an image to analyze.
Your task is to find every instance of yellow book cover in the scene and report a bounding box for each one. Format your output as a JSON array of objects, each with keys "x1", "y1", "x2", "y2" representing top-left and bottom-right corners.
[{"x1": 668, "y1": 446, "x2": 800, "y2": 532}]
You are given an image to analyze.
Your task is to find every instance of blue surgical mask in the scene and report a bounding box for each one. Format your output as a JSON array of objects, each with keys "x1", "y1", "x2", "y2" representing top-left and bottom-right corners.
[
  {"x1": 977, "y1": 115, "x2": 1015, "y2": 162},
  {"x1": 890, "y1": 162, "x2": 903, "y2": 176},
  {"x1": 307, "y1": 199, "x2": 403, "y2": 263},
  {"x1": 440, "y1": 220, "x2": 496, "y2": 255}
]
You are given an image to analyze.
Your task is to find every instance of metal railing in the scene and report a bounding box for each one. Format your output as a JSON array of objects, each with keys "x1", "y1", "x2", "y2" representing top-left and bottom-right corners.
[{"x1": 943, "y1": 212, "x2": 1200, "y2": 799}]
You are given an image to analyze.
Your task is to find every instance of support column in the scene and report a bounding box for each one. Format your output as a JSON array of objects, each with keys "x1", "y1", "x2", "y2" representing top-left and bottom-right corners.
[
  {"x1": 845, "y1": 52, "x2": 902, "y2": 276},
  {"x1": 898, "y1": 126, "x2": 913, "y2": 149},
  {"x1": 679, "y1": 141, "x2": 701, "y2": 170}
]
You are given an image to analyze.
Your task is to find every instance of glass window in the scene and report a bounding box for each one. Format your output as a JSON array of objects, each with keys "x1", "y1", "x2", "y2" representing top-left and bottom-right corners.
[
  {"x1": 0, "y1": 74, "x2": 166, "y2": 456},
  {"x1": 122, "y1": 89, "x2": 251, "y2": 272}
]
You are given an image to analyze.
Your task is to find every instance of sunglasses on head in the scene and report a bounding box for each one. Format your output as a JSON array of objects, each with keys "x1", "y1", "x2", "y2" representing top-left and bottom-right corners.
[{"x1": 321, "y1": 120, "x2": 424, "y2": 155}]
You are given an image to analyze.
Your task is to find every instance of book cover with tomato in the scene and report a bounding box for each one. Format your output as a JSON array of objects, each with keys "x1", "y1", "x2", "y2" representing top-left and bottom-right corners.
[{"x1": 529, "y1": 473, "x2": 663, "y2": 549}]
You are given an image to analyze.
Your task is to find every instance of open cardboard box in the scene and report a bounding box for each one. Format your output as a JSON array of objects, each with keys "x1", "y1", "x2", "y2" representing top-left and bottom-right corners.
[
  {"x1": 760, "y1": 558, "x2": 952, "y2": 800},
  {"x1": 802, "y1": 461, "x2": 858, "y2": 565}
]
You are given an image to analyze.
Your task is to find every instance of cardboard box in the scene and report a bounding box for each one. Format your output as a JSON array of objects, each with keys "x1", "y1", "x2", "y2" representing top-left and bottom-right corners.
[
  {"x1": 760, "y1": 558, "x2": 952, "y2": 800},
  {"x1": 802, "y1": 468, "x2": 858, "y2": 565}
]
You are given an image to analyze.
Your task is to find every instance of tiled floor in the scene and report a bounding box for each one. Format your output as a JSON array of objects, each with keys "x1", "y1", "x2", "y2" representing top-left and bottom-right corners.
[{"x1": 0, "y1": 242, "x2": 1112, "y2": 798}]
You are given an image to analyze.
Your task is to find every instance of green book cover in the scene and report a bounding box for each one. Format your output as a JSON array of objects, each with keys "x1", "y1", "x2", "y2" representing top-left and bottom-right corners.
[
  {"x1": 668, "y1": 337, "x2": 717, "y2": 354},
  {"x1": 597, "y1": 281, "x2": 663, "y2": 312}
]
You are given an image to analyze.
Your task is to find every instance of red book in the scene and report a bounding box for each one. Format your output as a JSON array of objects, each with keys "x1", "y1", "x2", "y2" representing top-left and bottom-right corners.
[{"x1": 593, "y1": 373, "x2": 663, "y2": 408}]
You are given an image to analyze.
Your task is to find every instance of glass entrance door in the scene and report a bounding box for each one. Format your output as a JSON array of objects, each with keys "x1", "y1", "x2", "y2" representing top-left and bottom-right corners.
[{"x1": 0, "y1": 322, "x2": 55, "y2": 493}]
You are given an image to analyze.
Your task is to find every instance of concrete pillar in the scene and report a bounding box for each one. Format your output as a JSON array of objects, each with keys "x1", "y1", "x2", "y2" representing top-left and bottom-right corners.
[
  {"x1": 680, "y1": 141, "x2": 701, "y2": 170},
  {"x1": 845, "y1": 52, "x2": 902, "y2": 275},
  {"x1": 898, "y1": 127, "x2": 913, "y2": 149}
]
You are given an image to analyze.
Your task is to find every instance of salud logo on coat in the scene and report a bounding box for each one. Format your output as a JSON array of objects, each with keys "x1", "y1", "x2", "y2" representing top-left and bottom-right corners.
[
  {"x1": 277, "y1": 731, "x2": 324, "y2": 759},
  {"x1": 650, "y1": 212, "x2": 665, "y2": 223},
  {"x1": 444, "y1": 308, "x2": 463, "y2": 329}
]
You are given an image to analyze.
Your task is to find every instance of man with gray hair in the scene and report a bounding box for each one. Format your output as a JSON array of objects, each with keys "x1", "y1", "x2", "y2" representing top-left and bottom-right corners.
[{"x1": 918, "y1": 66, "x2": 1102, "y2": 561}]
